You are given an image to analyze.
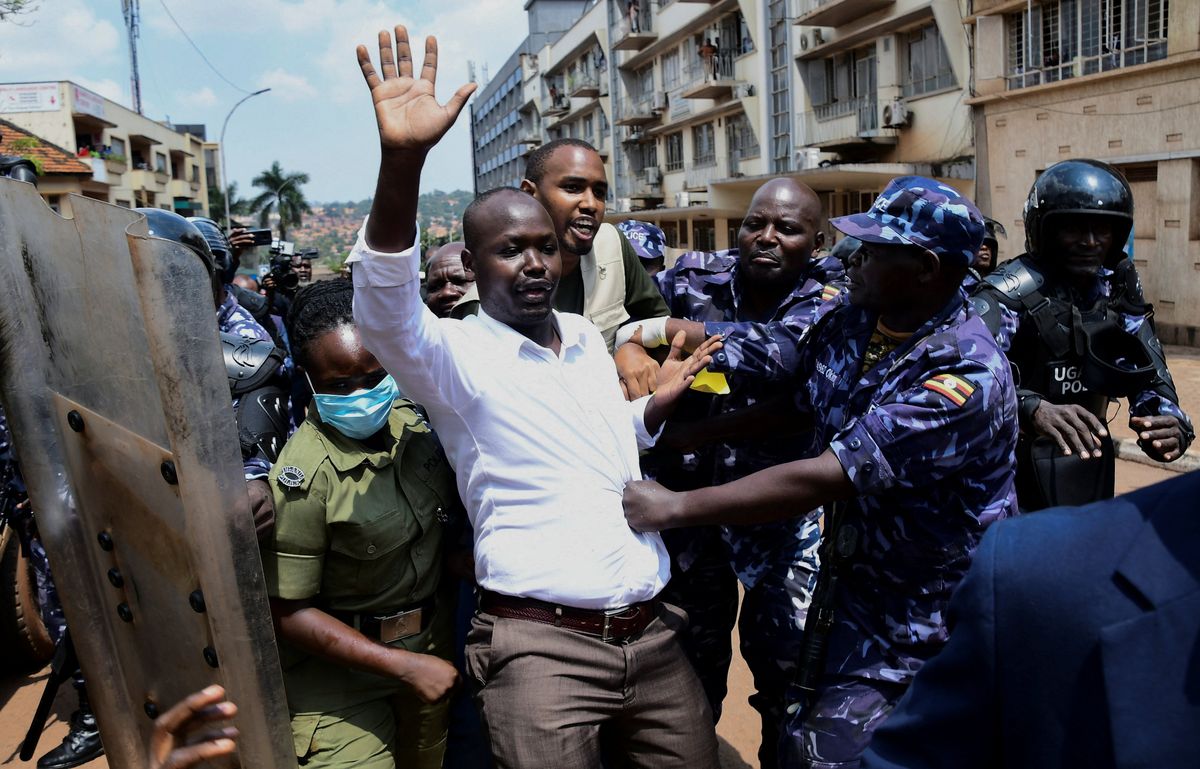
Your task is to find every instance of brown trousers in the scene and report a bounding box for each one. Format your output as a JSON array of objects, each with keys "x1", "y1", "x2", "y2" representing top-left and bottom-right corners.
[{"x1": 465, "y1": 601, "x2": 720, "y2": 769}]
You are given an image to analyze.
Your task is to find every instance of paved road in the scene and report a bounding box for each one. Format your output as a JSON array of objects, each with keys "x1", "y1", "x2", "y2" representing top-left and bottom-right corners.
[{"x1": 3, "y1": 346, "x2": 1196, "y2": 768}]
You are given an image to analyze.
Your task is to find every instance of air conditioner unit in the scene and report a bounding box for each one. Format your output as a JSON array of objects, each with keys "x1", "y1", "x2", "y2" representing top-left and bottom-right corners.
[
  {"x1": 651, "y1": 93, "x2": 668, "y2": 112},
  {"x1": 882, "y1": 98, "x2": 910, "y2": 128},
  {"x1": 674, "y1": 191, "x2": 690, "y2": 208},
  {"x1": 733, "y1": 83, "x2": 752, "y2": 99},
  {"x1": 798, "y1": 28, "x2": 826, "y2": 51},
  {"x1": 645, "y1": 167, "x2": 663, "y2": 184}
]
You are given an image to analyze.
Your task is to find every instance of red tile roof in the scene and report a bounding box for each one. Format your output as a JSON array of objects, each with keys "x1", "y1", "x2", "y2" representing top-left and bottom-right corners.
[{"x1": 0, "y1": 118, "x2": 92, "y2": 176}]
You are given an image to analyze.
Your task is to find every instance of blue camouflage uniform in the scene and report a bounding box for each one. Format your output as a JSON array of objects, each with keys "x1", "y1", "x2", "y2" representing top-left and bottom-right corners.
[
  {"x1": 710, "y1": 178, "x2": 1019, "y2": 768},
  {"x1": 647, "y1": 248, "x2": 843, "y2": 765},
  {"x1": 217, "y1": 287, "x2": 280, "y2": 480}
]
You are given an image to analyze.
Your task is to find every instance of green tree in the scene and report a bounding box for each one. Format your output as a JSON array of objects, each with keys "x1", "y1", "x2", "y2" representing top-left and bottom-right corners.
[
  {"x1": 249, "y1": 161, "x2": 310, "y2": 240},
  {"x1": 207, "y1": 182, "x2": 251, "y2": 228}
]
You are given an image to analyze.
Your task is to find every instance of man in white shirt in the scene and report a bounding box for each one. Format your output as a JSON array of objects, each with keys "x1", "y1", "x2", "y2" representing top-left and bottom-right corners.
[{"x1": 348, "y1": 27, "x2": 721, "y2": 768}]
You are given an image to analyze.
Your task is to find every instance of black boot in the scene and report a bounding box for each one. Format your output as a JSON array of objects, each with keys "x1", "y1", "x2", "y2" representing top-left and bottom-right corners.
[{"x1": 37, "y1": 681, "x2": 104, "y2": 769}]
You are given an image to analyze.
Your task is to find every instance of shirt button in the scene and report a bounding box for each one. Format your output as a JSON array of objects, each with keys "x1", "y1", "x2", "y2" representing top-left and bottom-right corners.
[
  {"x1": 366, "y1": 544, "x2": 377, "y2": 555},
  {"x1": 848, "y1": 437, "x2": 862, "y2": 450},
  {"x1": 861, "y1": 461, "x2": 875, "y2": 475},
  {"x1": 435, "y1": 507, "x2": 449, "y2": 524},
  {"x1": 715, "y1": 352, "x2": 726, "y2": 363}
]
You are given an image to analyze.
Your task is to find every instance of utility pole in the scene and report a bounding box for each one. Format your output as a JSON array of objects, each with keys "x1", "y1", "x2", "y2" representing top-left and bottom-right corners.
[{"x1": 122, "y1": 0, "x2": 143, "y2": 114}]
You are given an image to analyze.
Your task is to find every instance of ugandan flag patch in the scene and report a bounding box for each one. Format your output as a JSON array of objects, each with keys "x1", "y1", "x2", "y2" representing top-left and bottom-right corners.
[
  {"x1": 923, "y1": 374, "x2": 976, "y2": 407},
  {"x1": 821, "y1": 284, "x2": 841, "y2": 302}
]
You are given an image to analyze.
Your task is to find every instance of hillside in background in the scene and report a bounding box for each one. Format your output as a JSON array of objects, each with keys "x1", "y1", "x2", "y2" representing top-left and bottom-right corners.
[{"x1": 289, "y1": 189, "x2": 472, "y2": 269}]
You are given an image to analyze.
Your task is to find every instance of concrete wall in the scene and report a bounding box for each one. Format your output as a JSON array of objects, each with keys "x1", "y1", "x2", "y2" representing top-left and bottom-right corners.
[{"x1": 975, "y1": 50, "x2": 1200, "y2": 342}]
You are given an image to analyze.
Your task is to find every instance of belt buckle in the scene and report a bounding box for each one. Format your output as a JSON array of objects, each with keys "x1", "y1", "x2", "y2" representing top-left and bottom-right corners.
[
  {"x1": 378, "y1": 607, "x2": 423, "y2": 644},
  {"x1": 602, "y1": 605, "x2": 633, "y2": 643}
]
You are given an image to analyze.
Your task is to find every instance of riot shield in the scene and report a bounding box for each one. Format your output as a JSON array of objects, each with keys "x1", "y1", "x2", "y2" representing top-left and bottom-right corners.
[{"x1": 0, "y1": 179, "x2": 296, "y2": 768}]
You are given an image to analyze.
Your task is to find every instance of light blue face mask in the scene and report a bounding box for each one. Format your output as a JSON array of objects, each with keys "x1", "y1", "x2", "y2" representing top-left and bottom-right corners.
[{"x1": 307, "y1": 372, "x2": 399, "y2": 440}]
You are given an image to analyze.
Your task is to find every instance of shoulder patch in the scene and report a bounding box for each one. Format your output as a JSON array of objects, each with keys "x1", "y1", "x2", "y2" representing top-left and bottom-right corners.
[
  {"x1": 277, "y1": 465, "x2": 305, "y2": 488},
  {"x1": 821, "y1": 284, "x2": 841, "y2": 303},
  {"x1": 922, "y1": 374, "x2": 976, "y2": 407}
]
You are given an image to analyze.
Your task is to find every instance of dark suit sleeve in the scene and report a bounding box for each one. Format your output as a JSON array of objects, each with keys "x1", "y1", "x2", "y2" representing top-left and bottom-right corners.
[
  {"x1": 620, "y1": 232, "x2": 670, "y2": 320},
  {"x1": 861, "y1": 525, "x2": 1003, "y2": 769}
]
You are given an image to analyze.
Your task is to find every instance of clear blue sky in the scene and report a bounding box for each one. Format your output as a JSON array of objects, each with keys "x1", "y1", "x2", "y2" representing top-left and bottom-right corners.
[{"x1": 0, "y1": 0, "x2": 528, "y2": 201}]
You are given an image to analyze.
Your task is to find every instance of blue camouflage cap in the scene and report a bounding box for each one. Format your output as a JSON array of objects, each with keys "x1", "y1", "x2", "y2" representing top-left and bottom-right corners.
[
  {"x1": 830, "y1": 176, "x2": 985, "y2": 265},
  {"x1": 617, "y1": 219, "x2": 667, "y2": 262}
]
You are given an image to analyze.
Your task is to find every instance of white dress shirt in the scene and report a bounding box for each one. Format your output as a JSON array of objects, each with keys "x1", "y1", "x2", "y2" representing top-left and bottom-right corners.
[{"x1": 348, "y1": 224, "x2": 670, "y2": 609}]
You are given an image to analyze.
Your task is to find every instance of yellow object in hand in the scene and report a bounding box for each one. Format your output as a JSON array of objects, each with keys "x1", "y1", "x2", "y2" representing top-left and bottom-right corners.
[{"x1": 689, "y1": 368, "x2": 730, "y2": 395}]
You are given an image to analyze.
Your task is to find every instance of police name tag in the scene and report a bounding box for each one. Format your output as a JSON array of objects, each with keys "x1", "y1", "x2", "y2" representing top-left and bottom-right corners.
[{"x1": 1049, "y1": 361, "x2": 1085, "y2": 397}]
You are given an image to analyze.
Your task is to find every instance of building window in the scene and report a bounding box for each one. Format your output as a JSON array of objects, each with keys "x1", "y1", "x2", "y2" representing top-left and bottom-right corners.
[
  {"x1": 636, "y1": 65, "x2": 654, "y2": 98},
  {"x1": 692, "y1": 220, "x2": 715, "y2": 251},
  {"x1": 726, "y1": 111, "x2": 759, "y2": 169},
  {"x1": 112, "y1": 137, "x2": 126, "y2": 160},
  {"x1": 665, "y1": 132, "x2": 684, "y2": 172},
  {"x1": 583, "y1": 113, "x2": 594, "y2": 144},
  {"x1": 805, "y1": 45, "x2": 877, "y2": 116},
  {"x1": 904, "y1": 24, "x2": 956, "y2": 97},
  {"x1": 662, "y1": 49, "x2": 681, "y2": 90},
  {"x1": 155, "y1": 153, "x2": 167, "y2": 174},
  {"x1": 692, "y1": 123, "x2": 716, "y2": 167},
  {"x1": 1005, "y1": 0, "x2": 1168, "y2": 89}
]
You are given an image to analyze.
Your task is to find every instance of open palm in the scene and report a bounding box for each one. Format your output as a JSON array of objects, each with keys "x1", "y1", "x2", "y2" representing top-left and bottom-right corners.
[{"x1": 357, "y1": 26, "x2": 477, "y2": 154}]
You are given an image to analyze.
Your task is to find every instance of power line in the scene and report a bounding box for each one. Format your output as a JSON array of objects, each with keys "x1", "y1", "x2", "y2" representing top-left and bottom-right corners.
[{"x1": 157, "y1": 0, "x2": 250, "y2": 94}]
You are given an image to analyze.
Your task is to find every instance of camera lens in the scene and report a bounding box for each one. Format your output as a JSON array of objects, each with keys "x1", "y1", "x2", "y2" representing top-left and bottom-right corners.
[{"x1": 281, "y1": 271, "x2": 301, "y2": 290}]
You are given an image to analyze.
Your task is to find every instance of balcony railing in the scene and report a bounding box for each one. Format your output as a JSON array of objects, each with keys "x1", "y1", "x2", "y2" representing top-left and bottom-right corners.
[
  {"x1": 611, "y1": 0, "x2": 657, "y2": 51},
  {"x1": 568, "y1": 73, "x2": 602, "y2": 98},
  {"x1": 684, "y1": 162, "x2": 719, "y2": 190},
  {"x1": 615, "y1": 94, "x2": 661, "y2": 126},
  {"x1": 542, "y1": 91, "x2": 570, "y2": 116},
  {"x1": 798, "y1": 95, "x2": 896, "y2": 148},
  {"x1": 680, "y1": 53, "x2": 737, "y2": 99}
]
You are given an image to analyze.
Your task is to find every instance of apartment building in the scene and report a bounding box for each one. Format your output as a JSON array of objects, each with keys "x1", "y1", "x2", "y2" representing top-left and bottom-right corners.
[
  {"x1": 970, "y1": 0, "x2": 1200, "y2": 343},
  {"x1": 475, "y1": 0, "x2": 975, "y2": 251},
  {"x1": 471, "y1": 0, "x2": 595, "y2": 194},
  {"x1": 0, "y1": 81, "x2": 213, "y2": 216}
]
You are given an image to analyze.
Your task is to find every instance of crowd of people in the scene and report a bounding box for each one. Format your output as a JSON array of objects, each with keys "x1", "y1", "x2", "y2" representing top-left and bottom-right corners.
[{"x1": 3, "y1": 24, "x2": 1197, "y2": 769}]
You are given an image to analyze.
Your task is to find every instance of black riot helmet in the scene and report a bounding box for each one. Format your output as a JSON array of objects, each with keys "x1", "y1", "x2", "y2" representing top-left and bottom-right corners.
[
  {"x1": 137, "y1": 208, "x2": 223, "y2": 307},
  {"x1": 188, "y1": 216, "x2": 235, "y2": 283},
  {"x1": 1022, "y1": 159, "x2": 1133, "y2": 268}
]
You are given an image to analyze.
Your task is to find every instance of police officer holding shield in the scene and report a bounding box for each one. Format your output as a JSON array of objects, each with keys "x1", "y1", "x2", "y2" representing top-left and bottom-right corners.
[{"x1": 972, "y1": 159, "x2": 1193, "y2": 510}]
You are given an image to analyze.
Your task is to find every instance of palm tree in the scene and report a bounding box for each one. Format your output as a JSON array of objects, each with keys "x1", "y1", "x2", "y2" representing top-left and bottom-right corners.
[{"x1": 249, "y1": 161, "x2": 311, "y2": 240}]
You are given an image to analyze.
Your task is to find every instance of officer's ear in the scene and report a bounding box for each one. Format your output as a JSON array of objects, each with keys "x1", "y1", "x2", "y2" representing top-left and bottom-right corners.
[
  {"x1": 461, "y1": 248, "x2": 476, "y2": 275},
  {"x1": 520, "y1": 178, "x2": 541, "y2": 200},
  {"x1": 916, "y1": 249, "x2": 941, "y2": 285},
  {"x1": 811, "y1": 228, "x2": 826, "y2": 256}
]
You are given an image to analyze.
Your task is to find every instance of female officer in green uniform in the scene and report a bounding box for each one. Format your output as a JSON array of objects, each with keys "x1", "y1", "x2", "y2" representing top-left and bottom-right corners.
[{"x1": 261, "y1": 279, "x2": 462, "y2": 768}]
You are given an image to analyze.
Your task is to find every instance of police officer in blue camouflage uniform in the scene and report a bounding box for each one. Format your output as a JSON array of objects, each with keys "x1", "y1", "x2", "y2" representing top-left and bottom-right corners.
[
  {"x1": 620, "y1": 180, "x2": 843, "y2": 768},
  {"x1": 970, "y1": 159, "x2": 1193, "y2": 511},
  {"x1": 624, "y1": 177, "x2": 1019, "y2": 769}
]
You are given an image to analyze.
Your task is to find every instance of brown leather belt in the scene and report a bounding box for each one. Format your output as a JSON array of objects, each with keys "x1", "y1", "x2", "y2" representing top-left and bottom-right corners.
[{"x1": 478, "y1": 590, "x2": 656, "y2": 643}]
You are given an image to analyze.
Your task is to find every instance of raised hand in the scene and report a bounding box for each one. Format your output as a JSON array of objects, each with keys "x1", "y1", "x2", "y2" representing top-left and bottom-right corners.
[
  {"x1": 357, "y1": 26, "x2": 477, "y2": 156},
  {"x1": 654, "y1": 332, "x2": 723, "y2": 407}
]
